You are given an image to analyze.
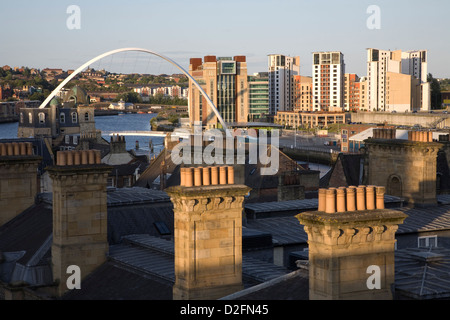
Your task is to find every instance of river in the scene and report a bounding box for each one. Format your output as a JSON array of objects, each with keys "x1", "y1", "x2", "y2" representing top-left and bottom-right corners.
[
  {"x1": 0, "y1": 113, "x2": 165, "y2": 155},
  {"x1": 0, "y1": 113, "x2": 331, "y2": 176}
]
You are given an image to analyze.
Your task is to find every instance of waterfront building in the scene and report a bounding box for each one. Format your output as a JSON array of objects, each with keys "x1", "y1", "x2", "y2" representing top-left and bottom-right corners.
[
  {"x1": 312, "y1": 51, "x2": 345, "y2": 112},
  {"x1": 248, "y1": 72, "x2": 269, "y2": 121},
  {"x1": 188, "y1": 55, "x2": 249, "y2": 129},
  {"x1": 268, "y1": 54, "x2": 300, "y2": 115},
  {"x1": 366, "y1": 48, "x2": 430, "y2": 112},
  {"x1": 17, "y1": 86, "x2": 97, "y2": 140},
  {"x1": 275, "y1": 110, "x2": 347, "y2": 129},
  {"x1": 343, "y1": 73, "x2": 360, "y2": 112},
  {"x1": 293, "y1": 75, "x2": 312, "y2": 112}
]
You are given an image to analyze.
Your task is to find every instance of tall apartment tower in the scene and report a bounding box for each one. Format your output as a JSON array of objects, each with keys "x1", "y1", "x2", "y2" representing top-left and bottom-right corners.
[
  {"x1": 401, "y1": 50, "x2": 431, "y2": 111},
  {"x1": 268, "y1": 54, "x2": 300, "y2": 115},
  {"x1": 401, "y1": 50, "x2": 428, "y2": 83},
  {"x1": 367, "y1": 48, "x2": 430, "y2": 112},
  {"x1": 312, "y1": 52, "x2": 345, "y2": 112},
  {"x1": 344, "y1": 73, "x2": 361, "y2": 112},
  {"x1": 188, "y1": 56, "x2": 249, "y2": 129}
]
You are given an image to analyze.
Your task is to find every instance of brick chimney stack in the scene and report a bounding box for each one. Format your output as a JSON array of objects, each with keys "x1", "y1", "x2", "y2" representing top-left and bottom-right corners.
[
  {"x1": 166, "y1": 165, "x2": 251, "y2": 300},
  {"x1": 297, "y1": 185, "x2": 407, "y2": 300},
  {"x1": 48, "y1": 150, "x2": 112, "y2": 296},
  {"x1": 0, "y1": 142, "x2": 41, "y2": 226}
]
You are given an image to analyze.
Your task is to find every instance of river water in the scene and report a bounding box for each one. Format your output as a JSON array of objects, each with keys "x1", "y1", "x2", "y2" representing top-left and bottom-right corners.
[
  {"x1": 0, "y1": 113, "x2": 165, "y2": 155},
  {"x1": 0, "y1": 113, "x2": 331, "y2": 176}
]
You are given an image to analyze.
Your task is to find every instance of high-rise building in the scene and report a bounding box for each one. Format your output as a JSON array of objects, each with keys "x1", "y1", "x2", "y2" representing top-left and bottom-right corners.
[
  {"x1": 268, "y1": 54, "x2": 300, "y2": 115},
  {"x1": 188, "y1": 55, "x2": 249, "y2": 129},
  {"x1": 401, "y1": 50, "x2": 427, "y2": 83},
  {"x1": 359, "y1": 76, "x2": 368, "y2": 111},
  {"x1": 344, "y1": 73, "x2": 360, "y2": 112},
  {"x1": 293, "y1": 75, "x2": 312, "y2": 112},
  {"x1": 312, "y1": 51, "x2": 345, "y2": 112},
  {"x1": 366, "y1": 48, "x2": 430, "y2": 112},
  {"x1": 248, "y1": 72, "x2": 269, "y2": 121}
]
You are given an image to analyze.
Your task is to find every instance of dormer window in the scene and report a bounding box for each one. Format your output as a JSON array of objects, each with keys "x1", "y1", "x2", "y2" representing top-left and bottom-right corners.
[
  {"x1": 60, "y1": 113, "x2": 66, "y2": 124},
  {"x1": 72, "y1": 112, "x2": 78, "y2": 123}
]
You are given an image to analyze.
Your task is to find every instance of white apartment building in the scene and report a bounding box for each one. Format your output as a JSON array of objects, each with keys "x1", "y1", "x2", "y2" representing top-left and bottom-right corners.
[
  {"x1": 268, "y1": 54, "x2": 300, "y2": 115},
  {"x1": 312, "y1": 51, "x2": 345, "y2": 112},
  {"x1": 401, "y1": 50, "x2": 427, "y2": 83},
  {"x1": 367, "y1": 48, "x2": 430, "y2": 112}
]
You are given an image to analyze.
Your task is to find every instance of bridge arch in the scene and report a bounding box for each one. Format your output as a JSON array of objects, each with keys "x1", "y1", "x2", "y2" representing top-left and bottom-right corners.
[{"x1": 38, "y1": 47, "x2": 229, "y2": 134}]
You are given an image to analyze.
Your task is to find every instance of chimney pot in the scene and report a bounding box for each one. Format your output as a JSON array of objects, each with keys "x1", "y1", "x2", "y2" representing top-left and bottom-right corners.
[
  {"x1": 346, "y1": 186, "x2": 356, "y2": 211},
  {"x1": 66, "y1": 152, "x2": 74, "y2": 166},
  {"x1": 6, "y1": 143, "x2": 13, "y2": 156},
  {"x1": 365, "y1": 186, "x2": 376, "y2": 210},
  {"x1": 57, "y1": 151, "x2": 67, "y2": 166},
  {"x1": 202, "y1": 167, "x2": 211, "y2": 186},
  {"x1": 19, "y1": 143, "x2": 26, "y2": 155},
  {"x1": 0, "y1": 144, "x2": 6, "y2": 156},
  {"x1": 180, "y1": 167, "x2": 186, "y2": 186},
  {"x1": 336, "y1": 188, "x2": 346, "y2": 213},
  {"x1": 211, "y1": 167, "x2": 219, "y2": 185},
  {"x1": 376, "y1": 186, "x2": 385, "y2": 209},
  {"x1": 81, "y1": 151, "x2": 88, "y2": 165},
  {"x1": 227, "y1": 166, "x2": 235, "y2": 185},
  {"x1": 318, "y1": 188, "x2": 327, "y2": 212},
  {"x1": 219, "y1": 167, "x2": 227, "y2": 185},
  {"x1": 74, "y1": 151, "x2": 81, "y2": 165},
  {"x1": 194, "y1": 167, "x2": 202, "y2": 186},
  {"x1": 325, "y1": 188, "x2": 336, "y2": 214},
  {"x1": 356, "y1": 186, "x2": 366, "y2": 211},
  {"x1": 185, "y1": 168, "x2": 194, "y2": 187}
]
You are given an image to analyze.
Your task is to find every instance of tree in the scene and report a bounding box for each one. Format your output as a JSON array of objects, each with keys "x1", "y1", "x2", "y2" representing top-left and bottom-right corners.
[{"x1": 428, "y1": 73, "x2": 443, "y2": 109}]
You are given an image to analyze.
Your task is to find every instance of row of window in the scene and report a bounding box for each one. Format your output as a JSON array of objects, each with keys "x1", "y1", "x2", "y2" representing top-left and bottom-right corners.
[{"x1": 20, "y1": 111, "x2": 90, "y2": 125}]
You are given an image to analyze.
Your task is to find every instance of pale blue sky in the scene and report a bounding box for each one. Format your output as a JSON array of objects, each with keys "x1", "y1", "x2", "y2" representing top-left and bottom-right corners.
[{"x1": 1, "y1": 0, "x2": 449, "y2": 78}]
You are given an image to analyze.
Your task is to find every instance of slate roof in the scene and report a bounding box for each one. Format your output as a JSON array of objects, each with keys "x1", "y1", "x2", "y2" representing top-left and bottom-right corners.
[
  {"x1": 395, "y1": 247, "x2": 450, "y2": 300},
  {"x1": 326, "y1": 153, "x2": 364, "y2": 188},
  {"x1": 61, "y1": 233, "x2": 293, "y2": 300},
  {"x1": 5, "y1": 185, "x2": 450, "y2": 300}
]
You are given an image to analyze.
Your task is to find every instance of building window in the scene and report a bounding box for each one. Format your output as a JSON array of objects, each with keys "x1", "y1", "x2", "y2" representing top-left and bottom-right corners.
[
  {"x1": 387, "y1": 175, "x2": 402, "y2": 198},
  {"x1": 60, "y1": 113, "x2": 65, "y2": 124},
  {"x1": 38, "y1": 112, "x2": 45, "y2": 124},
  {"x1": 107, "y1": 178, "x2": 114, "y2": 187},
  {"x1": 29, "y1": 112, "x2": 33, "y2": 124},
  {"x1": 418, "y1": 236, "x2": 437, "y2": 248},
  {"x1": 84, "y1": 112, "x2": 89, "y2": 121},
  {"x1": 20, "y1": 112, "x2": 24, "y2": 123},
  {"x1": 72, "y1": 112, "x2": 78, "y2": 123}
]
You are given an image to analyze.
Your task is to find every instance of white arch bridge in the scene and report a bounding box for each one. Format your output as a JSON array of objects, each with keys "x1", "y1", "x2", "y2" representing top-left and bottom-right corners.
[{"x1": 39, "y1": 47, "x2": 230, "y2": 135}]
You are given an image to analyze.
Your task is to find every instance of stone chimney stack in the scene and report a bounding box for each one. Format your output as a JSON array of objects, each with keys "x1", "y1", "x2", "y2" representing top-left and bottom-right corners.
[
  {"x1": 0, "y1": 142, "x2": 41, "y2": 226},
  {"x1": 48, "y1": 150, "x2": 112, "y2": 296},
  {"x1": 110, "y1": 134, "x2": 127, "y2": 154},
  {"x1": 297, "y1": 185, "x2": 407, "y2": 300},
  {"x1": 365, "y1": 132, "x2": 441, "y2": 206},
  {"x1": 165, "y1": 165, "x2": 251, "y2": 300}
]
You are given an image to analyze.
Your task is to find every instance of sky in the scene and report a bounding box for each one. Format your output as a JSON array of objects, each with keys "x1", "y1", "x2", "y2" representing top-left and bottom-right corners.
[{"x1": 1, "y1": 0, "x2": 449, "y2": 78}]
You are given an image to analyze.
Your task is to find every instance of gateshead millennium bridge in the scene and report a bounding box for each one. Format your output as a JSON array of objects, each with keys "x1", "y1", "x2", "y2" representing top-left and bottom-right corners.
[{"x1": 38, "y1": 48, "x2": 230, "y2": 134}]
